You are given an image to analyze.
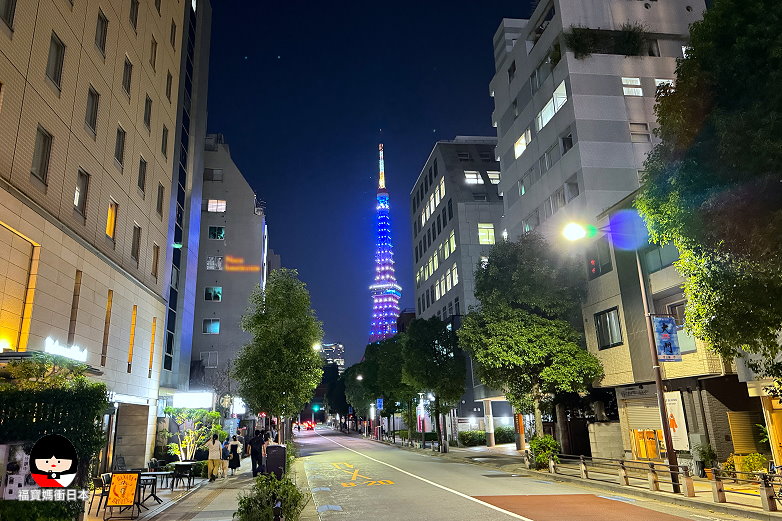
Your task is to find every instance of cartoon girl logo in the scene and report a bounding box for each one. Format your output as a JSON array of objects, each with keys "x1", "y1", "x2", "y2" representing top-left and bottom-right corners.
[{"x1": 29, "y1": 434, "x2": 78, "y2": 488}]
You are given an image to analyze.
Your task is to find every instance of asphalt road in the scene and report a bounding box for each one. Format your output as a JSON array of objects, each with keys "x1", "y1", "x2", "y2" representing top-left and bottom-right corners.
[{"x1": 298, "y1": 427, "x2": 740, "y2": 521}]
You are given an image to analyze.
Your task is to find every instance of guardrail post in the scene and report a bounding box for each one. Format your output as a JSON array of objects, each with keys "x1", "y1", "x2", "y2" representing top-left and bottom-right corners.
[
  {"x1": 618, "y1": 460, "x2": 629, "y2": 486},
  {"x1": 648, "y1": 462, "x2": 659, "y2": 492},
  {"x1": 580, "y1": 455, "x2": 589, "y2": 480},
  {"x1": 681, "y1": 466, "x2": 695, "y2": 497},
  {"x1": 759, "y1": 474, "x2": 778, "y2": 512},
  {"x1": 711, "y1": 469, "x2": 726, "y2": 503},
  {"x1": 549, "y1": 456, "x2": 556, "y2": 474}
]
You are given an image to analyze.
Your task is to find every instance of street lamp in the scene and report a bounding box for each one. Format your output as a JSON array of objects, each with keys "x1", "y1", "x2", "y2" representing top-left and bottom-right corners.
[
  {"x1": 563, "y1": 220, "x2": 681, "y2": 493},
  {"x1": 313, "y1": 342, "x2": 322, "y2": 351},
  {"x1": 356, "y1": 374, "x2": 363, "y2": 381}
]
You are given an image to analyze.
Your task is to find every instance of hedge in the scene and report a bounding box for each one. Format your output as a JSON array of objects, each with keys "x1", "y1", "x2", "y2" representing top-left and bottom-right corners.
[
  {"x1": 494, "y1": 426, "x2": 516, "y2": 444},
  {"x1": 458, "y1": 430, "x2": 486, "y2": 447},
  {"x1": 393, "y1": 430, "x2": 438, "y2": 442}
]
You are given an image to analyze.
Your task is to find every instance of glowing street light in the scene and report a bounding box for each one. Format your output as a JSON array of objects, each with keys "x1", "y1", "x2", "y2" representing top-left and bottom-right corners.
[
  {"x1": 562, "y1": 222, "x2": 587, "y2": 241},
  {"x1": 356, "y1": 374, "x2": 363, "y2": 381},
  {"x1": 313, "y1": 342, "x2": 322, "y2": 351}
]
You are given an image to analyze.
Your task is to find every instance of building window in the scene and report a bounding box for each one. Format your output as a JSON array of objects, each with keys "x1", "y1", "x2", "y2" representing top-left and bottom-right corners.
[
  {"x1": 208, "y1": 226, "x2": 225, "y2": 240},
  {"x1": 170, "y1": 20, "x2": 177, "y2": 47},
  {"x1": 95, "y1": 9, "x2": 108, "y2": 55},
  {"x1": 561, "y1": 132, "x2": 574, "y2": 153},
  {"x1": 136, "y1": 157, "x2": 147, "y2": 192},
  {"x1": 206, "y1": 256, "x2": 223, "y2": 271},
  {"x1": 74, "y1": 170, "x2": 89, "y2": 215},
  {"x1": 457, "y1": 151, "x2": 471, "y2": 162},
  {"x1": 144, "y1": 95, "x2": 152, "y2": 129},
  {"x1": 156, "y1": 183, "x2": 165, "y2": 217},
  {"x1": 31, "y1": 126, "x2": 53, "y2": 183},
  {"x1": 565, "y1": 176, "x2": 580, "y2": 201},
  {"x1": 170, "y1": 265, "x2": 179, "y2": 289},
  {"x1": 85, "y1": 87, "x2": 99, "y2": 132},
  {"x1": 622, "y1": 77, "x2": 643, "y2": 96},
  {"x1": 507, "y1": 60, "x2": 516, "y2": 83},
  {"x1": 131, "y1": 224, "x2": 141, "y2": 263},
  {"x1": 551, "y1": 188, "x2": 566, "y2": 213},
  {"x1": 205, "y1": 286, "x2": 222, "y2": 302},
  {"x1": 514, "y1": 128, "x2": 531, "y2": 159},
  {"x1": 473, "y1": 193, "x2": 488, "y2": 202},
  {"x1": 595, "y1": 308, "x2": 623, "y2": 349},
  {"x1": 519, "y1": 177, "x2": 527, "y2": 196},
  {"x1": 630, "y1": 122, "x2": 651, "y2": 143},
  {"x1": 204, "y1": 168, "x2": 223, "y2": 181},
  {"x1": 161, "y1": 125, "x2": 168, "y2": 157},
  {"x1": 586, "y1": 236, "x2": 612, "y2": 280},
  {"x1": 487, "y1": 171, "x2": 501, "y2": 184},
  {"x1": 0, "y1": 0, "x2": 17, "y2": 28},
  {"x1": 447, "y1": 199, "x2": 453, "y2": 220},
  {"x1": 200, "y1": 351, "x2": 218, "y2": 368},
  {"x1": 154, "y1": 0, "x2": 161, "y2": 14},
  {"x1": 644, "y1": 243, "x2": 679, "y2": 273},
  {"x1": 202, "y1": 319, "x2": 220, "y2": 335},
  {"x1": 105, "y1": 200, "x2": 118, "y2": 240},
  {"x1": 478, "y1": 223, "x2": 495, "y2": 245},
  {"x1": 454, "y1": 297, "x2": 460, "y2": 315},
  {"x1": 114, "y1": 126, "x2": 126, "y2": 166},
  {"x1": 207, "y1": 199, "x2": 226, "y2": 212},
  {"x1": 122, "y1": 58, "x2": 133, "y2": 95},
  {"x1": 149, "y1": 36, "x2": 157, "y2": 70},
  {"x1": 129, "y1": 0, "x2": 139, "y2": 30},
  {"x1": 46, "y1": 32, "x2": 66, "y2": 89},
  {"x1": 151, "y1": 243, "x2": 160, "y2": 279},
  {"x1": 165, "y1": 71, "x2": 173, "y2": 101},
  {"x1": 535, "y1": 81, "x2": 567, "y2": 131},
  {"x1": 479, "y1": 151, "x2": 492, "y2": 162},
  {"x1": 464, "y1": 171, "x2": 483, "y2": 185},
  {"x1": 163, "y1": 332, "x2": 173, "y2": 371}
]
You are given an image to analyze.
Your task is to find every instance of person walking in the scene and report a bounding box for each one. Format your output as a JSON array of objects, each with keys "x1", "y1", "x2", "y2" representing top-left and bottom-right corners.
[
  {"x1": 261, "y1": 431, "x2": 276, "y2": 475},
  {"x1": 206, "y1": 434, "x2": 222, "y2": 482},
  {"x1": 228, "y1": 435, "x2": 241, "y2": 475},
  {"x1": 247, "y1": 430, "x2": 264, "y2": 477}
]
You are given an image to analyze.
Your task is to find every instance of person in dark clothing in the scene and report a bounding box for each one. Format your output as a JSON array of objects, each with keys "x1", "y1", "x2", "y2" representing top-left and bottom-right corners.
[{"x1": 247, "y1": 430, "x2": 264, "y2": 477}]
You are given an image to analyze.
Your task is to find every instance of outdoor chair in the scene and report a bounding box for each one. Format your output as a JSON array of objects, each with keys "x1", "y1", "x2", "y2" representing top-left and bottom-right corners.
[
  {"x1": 89, "y1": 476, "x2": 110, "y2": 514},
  {"x1": 172, "y1": 466, "x2": 194, "y2": 490}
]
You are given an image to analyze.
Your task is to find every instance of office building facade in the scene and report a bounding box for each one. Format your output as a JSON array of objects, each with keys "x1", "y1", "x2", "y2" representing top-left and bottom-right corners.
[{"x1": 190, "y1": 133, "x2": 267, "y2": 386}]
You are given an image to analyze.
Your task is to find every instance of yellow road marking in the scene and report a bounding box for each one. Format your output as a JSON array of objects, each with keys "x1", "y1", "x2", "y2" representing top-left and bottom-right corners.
[{"x1": 346, "y1": 468, "x2": 371, "y2": 480}]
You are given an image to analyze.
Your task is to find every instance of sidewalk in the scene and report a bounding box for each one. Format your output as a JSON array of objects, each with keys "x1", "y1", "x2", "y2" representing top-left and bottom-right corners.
[{"x1": 352, "y1": 429, "x2": 781, "y2": 521}]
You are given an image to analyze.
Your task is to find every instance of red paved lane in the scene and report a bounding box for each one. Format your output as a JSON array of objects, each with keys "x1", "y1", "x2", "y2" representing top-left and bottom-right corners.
[{"x1": 473, "y1": 494, "x2": 689, "y2": 521}]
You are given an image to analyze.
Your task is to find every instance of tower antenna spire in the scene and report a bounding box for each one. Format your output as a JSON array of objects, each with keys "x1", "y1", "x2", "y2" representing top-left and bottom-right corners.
[{"x1": 378, "y1": 144, "x2": 385, "y2": 190}]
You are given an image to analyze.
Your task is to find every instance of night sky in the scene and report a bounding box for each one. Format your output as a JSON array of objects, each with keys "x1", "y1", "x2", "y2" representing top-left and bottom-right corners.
[{"x1": 207, "y1": 2, "x2": 532, "y2": 364}]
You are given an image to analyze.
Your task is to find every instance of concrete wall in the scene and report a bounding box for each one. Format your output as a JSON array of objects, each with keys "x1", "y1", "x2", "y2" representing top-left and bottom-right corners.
[{"x1": 588, "y1": 422, "x2": 623, "y2": 460}]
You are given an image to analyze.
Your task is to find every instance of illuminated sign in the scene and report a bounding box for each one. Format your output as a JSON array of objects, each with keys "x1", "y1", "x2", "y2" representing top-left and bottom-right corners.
[
  {"x1": 225, "y1": 255, "x2": 260, "y2": 272},
  {"x1": 44, "y1": 337, "x2": 88, "y2": 362},
  {"x1": 173, "y1": 391, "x2": 213, "y2": 408}
]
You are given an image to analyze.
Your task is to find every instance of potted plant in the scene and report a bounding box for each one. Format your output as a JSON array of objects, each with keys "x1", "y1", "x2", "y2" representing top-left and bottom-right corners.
[{"x1": 693, "y1": 443, "x2": 717, "y2": 478}]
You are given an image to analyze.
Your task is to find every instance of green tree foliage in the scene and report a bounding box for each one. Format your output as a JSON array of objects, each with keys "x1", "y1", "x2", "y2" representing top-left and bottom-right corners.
[
  {"x1": 459, "y1": 305, "x2": 602, "y2": 436},
  {"x1": 462, "y1": 233, "x2": 602, "y2": 436},
  {"x1": 364, "y1": 336, "x2": 417, "y2": 416},
  {"x1": 342, "y1": 363, "x2": 372, "y2": 417},
  {"x1": 163, "y1": 407, "x2": 223, "y2": 461},
  {"x1": 634, "y1": 0, "x2": 782, "y2": 376},
  {"x1": 402, "y1": 318, "x2": 466, "y2": 448},
  {"x1": 233, "y1": 269, "x2": 324, "y2": 420}
]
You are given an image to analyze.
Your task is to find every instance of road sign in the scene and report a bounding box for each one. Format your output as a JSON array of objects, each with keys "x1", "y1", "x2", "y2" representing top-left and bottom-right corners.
[
  {"x1": 376, "y1": 398, "x2": 383, "y2": 411},
  {"x1": 653, "y1": 316, "x2": 681, "y2": 362}
]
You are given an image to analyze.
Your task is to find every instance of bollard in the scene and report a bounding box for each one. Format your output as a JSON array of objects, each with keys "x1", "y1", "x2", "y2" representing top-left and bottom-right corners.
[
  {"x1": 711, "y1": 469, "x2": 726, "y2": 503},
  {"x1": 759, "y1": 474, "x2": 778, "y2": 512},
  {"x1": 580, "y1": 455, "x2": 589, "y2": 480},
  {"x1": 648, "y1": 462, "x2": 660, "y2": 492},
  {"x1": 681, "y1": 467, "x2": 695, "y2": 497},
  {"x1": 618, "y1": 460, "x2": 629, "y2": 486},
  {"x1": 549, "y1": 456, "x2": 557, "y2": 474}
]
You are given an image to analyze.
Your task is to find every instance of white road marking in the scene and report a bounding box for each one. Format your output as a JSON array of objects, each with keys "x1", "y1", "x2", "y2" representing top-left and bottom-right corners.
[{"x1": 314, "y1": 431, "x2": 534, "y2": 521}]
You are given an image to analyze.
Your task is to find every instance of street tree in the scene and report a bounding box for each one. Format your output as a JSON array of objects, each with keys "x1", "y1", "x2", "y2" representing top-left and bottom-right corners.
[
  {"x1": 343, "y1": 363, "x2": 373, "y2": 423},
  {"x1": 233, "y1": 269, "x2": 323, "y2": 440},
  {"x1": 163, "y1": 407, "x2": 224, "y2": 461},
  {"x1": 402, "y1": 318, "x2": 466, "y2": 450},
  {"x1": 634, "y1": 0, "x2": 782, "y2": 376},
  {"x1": 459, "y1": 304, "x2": 603, "y2": 436}
]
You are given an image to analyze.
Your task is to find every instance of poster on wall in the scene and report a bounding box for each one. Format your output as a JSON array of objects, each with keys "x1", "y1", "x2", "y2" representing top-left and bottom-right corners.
[{"x1": 664, "y1": 391, "x2": 689, "y2": 451}]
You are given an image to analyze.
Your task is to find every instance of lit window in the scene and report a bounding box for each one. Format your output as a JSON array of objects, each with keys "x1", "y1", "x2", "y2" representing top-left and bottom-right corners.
[
  {"x1": 535, "y1": 81, "x2": 567, "y2": 131},
  {"x1": 207, "y1": 199, "x2": 226, "y2": 212},
  {"x1": 208, "y1": 226, "x2": 225, "y2": 240},
  {"x1": 464, "y1": 171, "x2": 483, "y2": 185},
  {"x1": 514, "y1": 128, "x2": 531, "y2": 158},
  {"x1": 206, "y1": 256, "x2": 223, "y2": 270},
  {"x1": 202, "y1": 318, "x2": 220, "y2": 335},
  {"x1": 595, "y1": 308, "x2": 622, "y2": 349},
  {"x1": 205, "y1": 286, "x2": 222, "y2": 302},
  {"x1": 622, "y1": 77, "x2": 643, "y2": 96},
  {"x1": 105, "y1": 201, "x2": 118, "y2": 239},
  {"x1": 478, "y1": 223, "x2": 495, "y2": 245},
  {"x1": 487, "y1": 171, "x2": 501, "y2": 184}
]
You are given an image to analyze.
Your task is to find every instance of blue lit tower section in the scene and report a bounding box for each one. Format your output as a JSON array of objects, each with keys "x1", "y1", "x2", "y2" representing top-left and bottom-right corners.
[{"x1": 369, "y1": 144, "x2": 402, "y2": 343}]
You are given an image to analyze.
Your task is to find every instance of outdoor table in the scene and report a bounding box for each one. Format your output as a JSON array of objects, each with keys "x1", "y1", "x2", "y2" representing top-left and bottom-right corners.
[
  {"x1": 171, "y1": 461, "x2": 198, "y2": 490},
  {"x1": 140, "y1": 472, "x2": 171, "y2": 504}
]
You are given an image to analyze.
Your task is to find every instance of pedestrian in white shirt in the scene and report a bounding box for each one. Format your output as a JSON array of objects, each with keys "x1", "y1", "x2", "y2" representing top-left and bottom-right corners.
[{"x1": 206, "y1": 434, "x2": 222, "y2": 482}]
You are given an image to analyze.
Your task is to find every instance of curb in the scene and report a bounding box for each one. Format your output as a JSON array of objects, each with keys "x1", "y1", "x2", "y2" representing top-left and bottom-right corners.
[
  {"x1": 294, "y1": 450, "x2": 320, "y2": 520},
  {"x1": 361, "y1": 433, "x2": 778, "y2": 521}
]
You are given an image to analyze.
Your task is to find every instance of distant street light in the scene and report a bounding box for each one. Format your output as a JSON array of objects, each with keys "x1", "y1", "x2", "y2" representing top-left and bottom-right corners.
[
  {"x1": 313, "y1": 343, "x2": 322, "y2": 351},
  {"x1": 563, "y1": 219, "x2": 681, "y2": 493},
  {"x1": 356, "y1": 374, "x2": 363, "y2": 381}
]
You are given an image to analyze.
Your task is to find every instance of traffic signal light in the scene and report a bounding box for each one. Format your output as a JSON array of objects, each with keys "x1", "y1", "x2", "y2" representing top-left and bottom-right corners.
[{"x1": 312, "y1": 404, "x2": 320, "y2": 412}]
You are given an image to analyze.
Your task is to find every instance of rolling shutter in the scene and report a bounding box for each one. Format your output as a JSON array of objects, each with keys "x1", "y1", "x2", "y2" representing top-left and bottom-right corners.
[
  {"x1": 623, "y1": 397, "x2": 663, "y2": 430},
  {"x1": 727, "y1": 411, "x2": 764, "y2": 454}
]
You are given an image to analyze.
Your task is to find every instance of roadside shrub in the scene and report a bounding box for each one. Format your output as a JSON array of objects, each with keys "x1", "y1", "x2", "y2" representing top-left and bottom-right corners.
[
  {"x1": 739, "y1": 452, "x2": 768, "y2": 473},
  {"x1": 494, "y1": 426, "x2": 516, "y2": 444},
  {"x1": 529, "y1": 435, "x2": 560, "y2": 469},
  {"x1": 192, "y1": 460, "x2": 208, "y2": 478},
  {"x1": 458, "y1": 430, "x2": 486, "y2": 447},
  {"x1": 394, "y1": 430, "x2": 437, "y2": 441},
  {"x1": 235, "y1": 473, "x2": 305, "y2": 521}
]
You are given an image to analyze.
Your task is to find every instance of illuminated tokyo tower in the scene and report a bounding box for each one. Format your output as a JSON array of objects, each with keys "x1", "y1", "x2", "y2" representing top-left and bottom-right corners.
[{"x1": 368, "y1": 144, "x2": 402, "y2": 343}]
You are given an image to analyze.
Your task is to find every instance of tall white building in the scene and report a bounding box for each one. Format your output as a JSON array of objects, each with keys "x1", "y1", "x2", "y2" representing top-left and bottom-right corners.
[{"x1": 490, "y1": 0, "x2": 704, "y2": 243}]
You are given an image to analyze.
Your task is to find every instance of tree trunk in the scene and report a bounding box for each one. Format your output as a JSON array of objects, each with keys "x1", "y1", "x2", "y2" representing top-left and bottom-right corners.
[
  {"x1": 532, "y1": 394, "x2": 544, "y2": 439},
  {"x1": 433, "y1": 396, "x2": 441, "y2": 452}
]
